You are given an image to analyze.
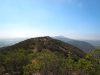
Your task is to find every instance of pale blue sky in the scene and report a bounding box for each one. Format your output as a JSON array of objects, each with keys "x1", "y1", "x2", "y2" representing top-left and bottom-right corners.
[{"x1": 0, "y1": 0, "x2": 100, "y2": 40}]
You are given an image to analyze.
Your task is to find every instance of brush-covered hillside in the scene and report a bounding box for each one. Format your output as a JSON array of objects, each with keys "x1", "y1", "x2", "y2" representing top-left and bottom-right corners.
[
  {"x1": 1, "y1": 37, "x2": 100, "y2": 75},
  {"x1": 0, "y1": 36, "x2": 86, "y2": 59},
  {"x1": 54, "y1": 36, "x2": 95, "y2": 52}
]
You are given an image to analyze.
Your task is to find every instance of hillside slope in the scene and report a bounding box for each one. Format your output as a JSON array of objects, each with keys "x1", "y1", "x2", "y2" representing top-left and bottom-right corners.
[
  {"x1": 68, "y1": 40, "x2": 95, "y2": 52},
  {"x1": 0, "y1": 36, "x2": 86, "y2": 59},
  {"x1": 54, "y1": 36, "x2": 95, "y2": 52}
]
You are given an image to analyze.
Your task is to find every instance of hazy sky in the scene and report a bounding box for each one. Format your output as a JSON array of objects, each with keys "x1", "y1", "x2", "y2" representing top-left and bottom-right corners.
[{"x1": 0, "y1": 0, "x2": 100, "y2": 40}]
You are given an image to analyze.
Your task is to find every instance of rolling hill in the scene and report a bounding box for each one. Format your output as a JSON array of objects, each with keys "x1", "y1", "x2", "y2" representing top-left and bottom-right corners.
[
  {"x1": 0, "y1": 36, "x2": 86, "y2": 60},
  {"x1": 54, "y1": 36, "x2": 95, "y2": 52}
]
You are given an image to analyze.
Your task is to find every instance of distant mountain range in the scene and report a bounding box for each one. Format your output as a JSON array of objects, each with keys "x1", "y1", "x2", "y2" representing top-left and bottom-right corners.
[
  {"x1": 82, "y1": 40, "x2": 100, "y2": 48},
  {"x1": 0, "y1": 36, "x2": 86, "y2": 60},
  {"x1": 0, "y1": 36, "x2": 100, "y2": 52},
  {"x1": 53, "y1": 36, "x2": 95, "y2": 52}
]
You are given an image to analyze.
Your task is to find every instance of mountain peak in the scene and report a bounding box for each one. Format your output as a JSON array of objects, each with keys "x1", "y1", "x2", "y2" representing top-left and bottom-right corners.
[{"x1": 1, "y1": 36, "x2": 86, "y2": 60}]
